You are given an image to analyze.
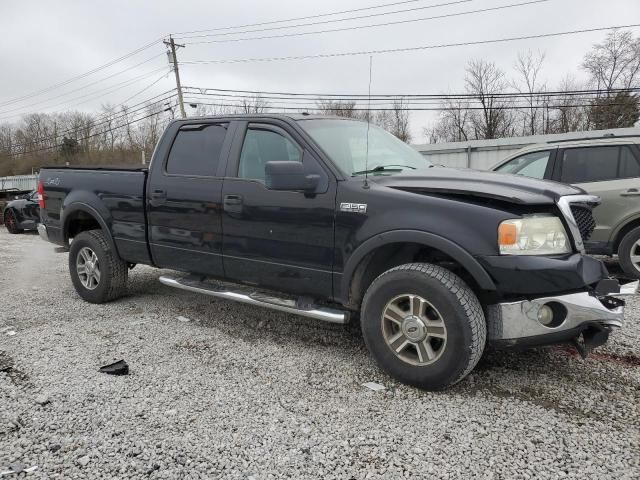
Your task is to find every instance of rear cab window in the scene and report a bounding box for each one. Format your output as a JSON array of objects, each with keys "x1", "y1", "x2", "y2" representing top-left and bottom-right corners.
[{"x1": 165, "y1": 123, "x2": 228, "y2": 176}]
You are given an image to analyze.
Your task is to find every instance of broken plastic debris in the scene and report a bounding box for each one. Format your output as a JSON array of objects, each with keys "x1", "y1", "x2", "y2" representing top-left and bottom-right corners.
[
  {"x1": 98, "y1": 360, "x2": 129, "y2": 376},
  {"x1": 0, "y1": 464, "x2": 38, "y2": 476},
  {"x1": 5, "y1": 331, "x2": 16, "y2": 337},
  {"x1": 362, "y1": 382, "x2": 386, "y2": 391},
  {"x1": 177, "y1": 316, "x2": 191, "y2": 322}
]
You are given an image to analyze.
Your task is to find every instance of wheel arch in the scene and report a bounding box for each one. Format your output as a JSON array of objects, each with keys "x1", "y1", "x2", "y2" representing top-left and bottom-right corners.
[
  {"x1": 340, "y1": 230, "x2": 496, "y2": 309},
  {"x1": 612, "y1": 215, "x2": 640, "y2": 253},
  {"x1": 62, "y1": 202, "x2": 118, "y2": 257}
]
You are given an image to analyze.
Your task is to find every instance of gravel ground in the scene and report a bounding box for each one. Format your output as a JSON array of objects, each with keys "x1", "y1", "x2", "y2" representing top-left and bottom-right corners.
[{"x1": 1, "y1": 229, "x2": 639, "y2": 479}]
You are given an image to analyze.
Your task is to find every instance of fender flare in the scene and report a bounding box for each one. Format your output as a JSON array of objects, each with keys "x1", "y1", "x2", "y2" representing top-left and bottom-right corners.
[
  {"x1": 62, "y1": 202, "x2": 118, "y2": 255},
  {"x1": 340, "y1": 229, "x2": 496, "y2": 301}
]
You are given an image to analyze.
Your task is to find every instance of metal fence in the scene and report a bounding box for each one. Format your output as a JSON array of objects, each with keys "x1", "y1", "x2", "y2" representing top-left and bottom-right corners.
[{"x1": 0, "y1": 174, "x2": 38, "y2": 192}]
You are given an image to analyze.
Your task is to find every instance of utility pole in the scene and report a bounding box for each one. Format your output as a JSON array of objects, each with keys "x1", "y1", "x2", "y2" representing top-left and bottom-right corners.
[{"x1": 164, "y1": 35, "x2": 186, "y2": 118}]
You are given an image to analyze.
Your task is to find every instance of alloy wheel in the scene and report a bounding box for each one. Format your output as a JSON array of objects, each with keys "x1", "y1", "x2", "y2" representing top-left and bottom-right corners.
[
  {"x1": 76, "y1": 247, "x2": 101, "y2": 290},
  {"x1": 381, "y1": 294, "x2": 447, "y2": 366}
]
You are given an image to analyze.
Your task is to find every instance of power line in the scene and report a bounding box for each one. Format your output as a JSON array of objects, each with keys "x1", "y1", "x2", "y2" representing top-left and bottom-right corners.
[
  {"x1": 175, "y1": 0, "x2": 476, "y2": 40},
  {"x1": 173, "y1": 0, "x2": 470, "y2": 37},
  {"x1": 0, "y1": 66, "x2": 169, "y2": 121},
  {"x1": 182, "y1": 86, "x2": 640, "y2": 101},
  {"x1": 9, "y1": 91, "x2": 177, "y2": 150},
  {"x1": 184, "y1": 98, "x2": 639, "y2": 112},
  {"x1": 0, "y1": 55, "x2": 166, "y2": 118},
  {"x1": 0, "y1": 38, "x2": 164, "y2": 109},
  {"x1": 119, "y1": 72, "x2": 171, "y2": 105},
  {"x1": 179, "y1": 23, "x2": 640, "y2": 65},
  {"x1": 181, "y1": 0, "x2": 549, "y2": 45}
]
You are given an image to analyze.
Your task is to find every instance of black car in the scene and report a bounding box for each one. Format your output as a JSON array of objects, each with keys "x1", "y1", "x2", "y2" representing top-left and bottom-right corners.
[{"x1": 3, "y1": 190, "x2": 40, "y2": 234}]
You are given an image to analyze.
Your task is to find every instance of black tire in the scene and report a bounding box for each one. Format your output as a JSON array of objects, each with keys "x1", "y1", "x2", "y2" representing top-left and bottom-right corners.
[
  {"x1": 361, "y1": 263, "x2": 486, "y2": 390},
  {"x1": 618, "y1": 226, "x2": 640, "y2": 279},
  {"x1": 69, "y1": 230, "x2": 128, "y2": 303},
  {"x1": 4, "y1": 209, "x2": 23, "y2": 234}
]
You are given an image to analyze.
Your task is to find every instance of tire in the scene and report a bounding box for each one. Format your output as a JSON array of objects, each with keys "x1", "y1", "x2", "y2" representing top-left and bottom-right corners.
[
  {"x1": 618, "y1": 226, "x2": 640, "y2": 279},
  {"x1": 68, "y1": 230, "x2": 128, "y2": 303},
  {"x1": 4, "y1": 209, "x2": 23, "y2": 234},
  {"x1": 361, "y1": 263, "x2": 486, "y2": 390}
]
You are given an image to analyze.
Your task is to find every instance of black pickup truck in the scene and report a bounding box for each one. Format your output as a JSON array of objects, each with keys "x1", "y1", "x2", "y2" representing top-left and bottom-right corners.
[{"x1": 37, "y1": 115, "x2": 636, "y2": 390}]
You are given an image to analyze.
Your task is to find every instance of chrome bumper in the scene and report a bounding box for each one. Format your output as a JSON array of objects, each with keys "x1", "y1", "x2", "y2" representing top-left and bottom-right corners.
[
  {"x1": 37, "y1": 223, "x2": 48, "y2": 242},
  {"x1": 487, "y1": 280, "x2": 637, "y2": 342}
]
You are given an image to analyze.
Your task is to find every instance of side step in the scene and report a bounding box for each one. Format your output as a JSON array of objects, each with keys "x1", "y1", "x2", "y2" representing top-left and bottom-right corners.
[{"x1": 159, "y1": 275, "x2": 349, "y2": 324}]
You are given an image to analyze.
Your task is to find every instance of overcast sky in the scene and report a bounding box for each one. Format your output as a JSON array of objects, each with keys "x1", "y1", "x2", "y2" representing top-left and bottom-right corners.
[{"x1": 1, "y1": 0, "x2": 639, "y2": 141}]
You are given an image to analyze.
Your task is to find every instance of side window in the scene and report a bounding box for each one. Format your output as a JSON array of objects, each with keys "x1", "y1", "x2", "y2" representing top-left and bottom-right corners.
[
  {"x1": 496, "y1": 150, "x2": 551, "y2": 179},
  {"x1": 560, "y1": 146, "x2": 619, "y2": 183},
  {"x1": 165, "y1": 124, "x2": 228, "y2": 176},
  {"x1": 238, "y1": 127, "x2": 302, "y2": 181},
  {"x1": 619, "y1": 146, "x2": 640, "y2": 178}
]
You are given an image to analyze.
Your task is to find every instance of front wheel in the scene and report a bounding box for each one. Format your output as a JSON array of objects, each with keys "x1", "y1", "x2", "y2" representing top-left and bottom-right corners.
[
  {"x1": 618, "y1": 226, "x2": 640, "y2": 279},
  {"x1": 69, "y1": 230, "x2": 128, "y2": 303},
  {"x1": 361, "y1": 263, "x2": 486, "y2": 390}
]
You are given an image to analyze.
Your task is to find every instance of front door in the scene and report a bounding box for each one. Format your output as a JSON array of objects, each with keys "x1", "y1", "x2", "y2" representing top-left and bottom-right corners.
[
  {"x1": 221, "y1": 121, "x2": 336, "y2": 298},
  {"x1": 147, "y1": 121, "x2": 233, "y2": 277}
]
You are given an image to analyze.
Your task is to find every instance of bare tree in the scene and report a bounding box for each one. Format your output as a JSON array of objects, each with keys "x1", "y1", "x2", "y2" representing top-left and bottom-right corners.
[
  {"x1": 376, "y1": 98, "x2": 412, "y2": 142},
  {"x1": 582, "y1": 30, "x2": 640, "y2": 91},
  {"x1": 548, "y1": 75, "x2": 590, "y2": 133},
  {"x1": 237, "y1": 95, "x2": 270, "y2": 114},
  {"x1": 513, "y1": 50, "x2": 547, "y2": 135},
  {"x1": 430, "y1": 98, "x2": 472, "y2": 142},
  {"x1": 315, "y1": 99, "x2": 364, "y2": 119},
  {"x1": 465, "y1": 60, "x2": 515, "y2": 139}
]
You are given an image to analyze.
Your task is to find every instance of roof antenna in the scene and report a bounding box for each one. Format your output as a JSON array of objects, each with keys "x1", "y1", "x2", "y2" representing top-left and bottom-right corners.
[{"x1": 363, "y1": 56, "x2": 373, "y2": 190}]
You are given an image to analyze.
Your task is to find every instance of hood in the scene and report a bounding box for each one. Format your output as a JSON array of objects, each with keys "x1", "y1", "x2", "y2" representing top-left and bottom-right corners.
[{"x1": 370, "y1": 167, "x2": 585, "y2": 205}]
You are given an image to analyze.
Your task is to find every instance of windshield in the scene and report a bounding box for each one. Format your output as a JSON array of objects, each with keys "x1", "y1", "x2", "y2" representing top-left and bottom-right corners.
[{"x1": 299, "y1": 119, "x2": 431, "y2": 176}]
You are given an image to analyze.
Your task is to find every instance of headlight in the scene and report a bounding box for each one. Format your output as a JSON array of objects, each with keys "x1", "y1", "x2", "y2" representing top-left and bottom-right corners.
[{"x1": 498, "y1": 214, "x2": 571, "y2": 255}]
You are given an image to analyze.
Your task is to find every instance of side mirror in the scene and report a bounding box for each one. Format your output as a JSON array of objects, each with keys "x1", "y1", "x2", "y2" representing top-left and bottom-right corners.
[{"x1": 265, "y1": 161, "x2": 319, "y2": 193}]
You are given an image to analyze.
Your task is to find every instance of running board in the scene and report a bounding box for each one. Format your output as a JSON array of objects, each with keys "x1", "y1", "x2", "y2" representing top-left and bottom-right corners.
[{"x1": 159, "y1": 275, "x2": 348, "y2": 324}]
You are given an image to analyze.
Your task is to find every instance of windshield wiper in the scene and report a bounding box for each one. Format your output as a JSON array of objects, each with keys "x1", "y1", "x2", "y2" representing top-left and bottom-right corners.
[{"x1": 351, "y1": 164, "x2": 417, "y2": 176}]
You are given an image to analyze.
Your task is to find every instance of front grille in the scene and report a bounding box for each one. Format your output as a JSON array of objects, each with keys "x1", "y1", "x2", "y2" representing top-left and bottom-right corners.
[{"x1": 570, "y1": 205, "x2": 596, "y2": 242}]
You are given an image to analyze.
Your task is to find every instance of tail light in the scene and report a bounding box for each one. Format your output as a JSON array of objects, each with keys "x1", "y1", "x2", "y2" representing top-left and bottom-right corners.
[{"x1": 37, "y1": 181, "x2": 45, "y2": 209}]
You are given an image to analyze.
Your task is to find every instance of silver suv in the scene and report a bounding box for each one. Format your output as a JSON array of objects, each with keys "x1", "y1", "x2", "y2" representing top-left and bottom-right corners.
[{"x1": 492, "y1": 135, "x2": 640, "y2": 278}]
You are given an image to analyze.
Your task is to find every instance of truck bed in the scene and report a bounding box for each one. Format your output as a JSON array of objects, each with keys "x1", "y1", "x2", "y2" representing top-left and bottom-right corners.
[{"x1": 39, "y1": 166, "x2": 150, "y2": 265}]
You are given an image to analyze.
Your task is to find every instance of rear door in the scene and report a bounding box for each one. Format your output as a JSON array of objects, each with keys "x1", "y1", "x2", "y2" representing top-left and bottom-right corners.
[
  {"x1": 220, "y1": 120, "x2": 336, "y2": 298},
  {"x1": 554, "y1": 144, "x2": 640, "y2": 246},
  {"x1": 147, "y1": 121, "x2": 234, "y2": 277}
]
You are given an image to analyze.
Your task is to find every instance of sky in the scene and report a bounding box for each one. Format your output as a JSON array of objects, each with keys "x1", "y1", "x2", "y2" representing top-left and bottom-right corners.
[{"x1": 0, "y1": 0, "x2": 639, "y2": 142}]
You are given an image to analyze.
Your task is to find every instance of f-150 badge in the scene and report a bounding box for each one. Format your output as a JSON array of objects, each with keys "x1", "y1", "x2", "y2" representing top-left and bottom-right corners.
[{"x1": 340, "y1": 202, "x2": 367, "y2": 214}]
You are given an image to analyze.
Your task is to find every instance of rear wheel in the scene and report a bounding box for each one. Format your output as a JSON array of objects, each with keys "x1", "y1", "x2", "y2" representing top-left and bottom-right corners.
[
  {"x1": 361, "y1": 263, "x2": 486, "y2": 390},
  {"x1": 69, "y1": 230, "x2": 128, "y2": 303},
  {"x1": 4, "y1": 209, "x2": 23, "y2": 234},
  {"x1": 618, "y1": 226, "x2": 640, "y2": 279}
]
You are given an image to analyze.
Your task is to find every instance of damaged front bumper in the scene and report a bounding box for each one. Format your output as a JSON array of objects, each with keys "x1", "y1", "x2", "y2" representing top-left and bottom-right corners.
[{"x1": 487, "y1": 280, "x2": 638, "y2": 355}]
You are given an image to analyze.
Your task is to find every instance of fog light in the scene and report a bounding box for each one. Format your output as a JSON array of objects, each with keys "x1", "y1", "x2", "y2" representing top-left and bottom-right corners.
[{"x1": 537, "y1": 305, "x2": 554, "y2": 326}]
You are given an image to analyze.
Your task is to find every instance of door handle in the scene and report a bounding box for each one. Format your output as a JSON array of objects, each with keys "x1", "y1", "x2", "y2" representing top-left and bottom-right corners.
[
  {"x1": 150, "y1": 190, "x2": 167, "y2": 206},
  {"x1": 620, "y1": 189, "x2": 640, "y2": 197},
  {"x1": 224, "y1": 194, "x2": 243, "y2": 206},
  {"x1": 223, "y1": 194, "x2": 243, "y2": 215}
]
